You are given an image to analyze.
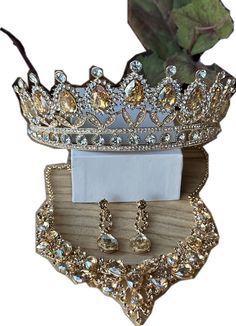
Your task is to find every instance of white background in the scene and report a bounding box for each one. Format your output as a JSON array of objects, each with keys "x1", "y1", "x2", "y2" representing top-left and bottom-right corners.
[{"x1": 0, "y1": 1, "x2": 235, "y2": 325}]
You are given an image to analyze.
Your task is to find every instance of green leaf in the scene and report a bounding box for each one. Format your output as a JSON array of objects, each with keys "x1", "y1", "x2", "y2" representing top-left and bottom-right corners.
[
  {"x1": 173, "y1": 0, "x2": 192, "y2": 9},
  {"x1": 128, "y1": 0, "x2": 180, "y2": 59},
  {"x1": 137, "y1": 52, "x2": 165, "y2": 85},
  {"x1": 128, "y1": 0, "x2": 234, "y2": 84},
  {"x1": 172, "y1": 0, "x2": 234, "y2": 55},
  {"x1": 153, "y1": 0, "x2": 174, "y2": 14},
  {"x1": 129, "y1": 0, "x2": 154, "y2": 12},
  {"x1": 165, "y1": 53, "x2": 197, "y2": 84}
]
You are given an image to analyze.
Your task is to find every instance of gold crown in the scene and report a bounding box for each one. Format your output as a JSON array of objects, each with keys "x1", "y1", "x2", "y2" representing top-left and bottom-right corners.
[{"x1": 13, "y1": 61, "x2": 235, "y2": 151}]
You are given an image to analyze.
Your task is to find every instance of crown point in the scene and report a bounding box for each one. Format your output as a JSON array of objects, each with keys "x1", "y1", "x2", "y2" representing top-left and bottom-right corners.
[
  {"x1": 14, "y1": 85, "x2": 19, "y2": 93},
  {"x1": 29, "y1": 72, "x2": 39, "y2": 85},
  {"x1": 91, "y1": 66, "x2": 104, "y2": 79},
  {"x1": 55, "y1": 70, "x2": 67, "y2": 83},
  {"x1": 217, "y1": 71, "x2": 226, "y2": 81},
  {"x1": 166, "y1": 66, "x2": 177, "y2": 77},
  {"x1": 196, "y1": 70, "x2": 207, "y2": 80},
  {"x1": 227, "y1": 78, "x2": 236, "y2": 86},
  {"x1": 130, "y1": 60, "x2": 143, "y2": 73},
  {"x1": 18, "y1": 78, "x2": 26, "y2": 89}
]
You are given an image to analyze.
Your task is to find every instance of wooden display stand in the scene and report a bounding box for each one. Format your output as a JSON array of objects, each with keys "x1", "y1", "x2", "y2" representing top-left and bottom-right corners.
[{"x1": 49, "y1": 148, "x2": 207, "y2": 264}]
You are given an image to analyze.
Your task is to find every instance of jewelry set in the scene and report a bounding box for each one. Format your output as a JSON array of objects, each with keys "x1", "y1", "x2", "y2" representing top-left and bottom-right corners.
[
  {"x1": 97, "y1": 199, "x2": 151, "y2": 254},
  {"x1": 1, "y1": 26, "x2": 235, "y2": 325}
]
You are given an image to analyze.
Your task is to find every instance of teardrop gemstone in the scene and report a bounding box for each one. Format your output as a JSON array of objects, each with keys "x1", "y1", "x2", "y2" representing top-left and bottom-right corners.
[
  {"x1": 130, "y1": 233, "x2": 151, "y2": 254},
  {"x1": 58, "y1": 90, "x2": 77, "y2": 114},
  {"x1": 97, "y1": 233, "x2": 119, "y2": 253},
  {"x1": 187, "y1": 87, "x2": 203, "y2": 111},
  {"x1": 91, "y1": 85, "x2": 111, "y2": 112},
  {"x1": 125, "y1": 80, "x2": 144, "y2": 106},
  {"x1": 220, "y1": 98, "x2": 230, "y2": 117},
  {"x1": 158, "y1": 84, "x2": 177, "y2": 110},
  {"x1": 33, "y1": 91, "x2": 49, "y2": 114},
  {"x1": 210, "y1": 87, "x2": 221, "y2": 110},
  {"x1": 21, "y1": 98, "x2": 36, "y2": 118}
]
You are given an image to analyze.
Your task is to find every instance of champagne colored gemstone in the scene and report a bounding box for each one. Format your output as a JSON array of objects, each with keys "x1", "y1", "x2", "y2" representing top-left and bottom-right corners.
[
  {"x1": 220, "y1": 98, "x2": 230, "y2": 117},
  {"x1": 47, "y1": 230, "x2": 59, "y2": 240},
  {"x1": 21, "y1": 99, "x2": 36, "y2": 118},
  {"x1": 58, "y1": 90, "x2": 77, "y2": 114},
  {"x1": 187, "y1": 236, "x2": 202, "y2": 251},
  {"x1": 33, "y1": 91, "x2": 49, "y2": 114},
  {"x1": 36, "y1": 213, "x2": 46, "y2": 224},
  {"x1": 62, "y1": 241, "x2": 73, "y2": 255},
  {"x1": 130, "y1": 233, "x2": 151, "y2": 254},
  {"x1": 125, "y1": 80, "x2": 144, "y2": 106},
  {"x1": 210, "y1": 87, "x2": 221, "y2": 110},
  {"x1": 91, "y1": 85, "x2": 111, "y2": 112},
  {"x1": 158, "y1": 84, "x2": 177, "y2": 110},
  {"x1": 50, "y1": 133, "x2": 59, "y2": 143},
  {"x1": 187, "y1": 87, "x2": 203, "y2": 111},
  {"x1": 97, "y1": 233, "x2": 118, "y2": 253}
]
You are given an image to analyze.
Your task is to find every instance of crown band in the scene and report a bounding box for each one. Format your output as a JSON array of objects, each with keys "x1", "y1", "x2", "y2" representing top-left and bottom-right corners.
[
  {"x1": 14, "y1": 61, "x2": 235, "y2": 151},
  {"x1": 28, "y1": 123, "x2": 221, "y2": 151}
]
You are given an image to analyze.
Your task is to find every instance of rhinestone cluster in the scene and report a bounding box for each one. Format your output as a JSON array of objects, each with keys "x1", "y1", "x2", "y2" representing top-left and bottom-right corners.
[
  {"x1": 36, "y1": 163, "x2": 219, "y2": 325},
  {"x1": 14, "y1": 62, "x2": 235, "y2": 151}
]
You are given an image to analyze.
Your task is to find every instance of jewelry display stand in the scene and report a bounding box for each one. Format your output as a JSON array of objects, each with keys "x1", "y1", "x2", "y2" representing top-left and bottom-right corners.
[
  {"x1": 52, "y1": 148, "x2": 205, "y2": 262},
  {"x1": 71, "y1": 149, "x2": 183, "y2": 203},
  {"x1": 35, "y1": 147, "x2": 218, "y2": 325}
]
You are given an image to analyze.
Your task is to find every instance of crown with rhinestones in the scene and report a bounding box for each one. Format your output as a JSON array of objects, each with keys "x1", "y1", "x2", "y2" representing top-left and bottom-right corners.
[{"x1": 13, "y1": 61, "x2": 235, "y2": 151}]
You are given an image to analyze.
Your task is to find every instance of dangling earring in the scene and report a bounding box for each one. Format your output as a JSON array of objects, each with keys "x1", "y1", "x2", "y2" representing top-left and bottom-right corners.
[
  {"x1": 130, "y1": 200, "x2": 151, "y2": 254},
  {"x1": 97, "y1": 199, "x2": 119, "y2": 253}
]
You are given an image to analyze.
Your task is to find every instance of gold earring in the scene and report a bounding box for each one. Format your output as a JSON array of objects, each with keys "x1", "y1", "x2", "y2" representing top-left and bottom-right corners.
[
  {"x1": 97, "y1": 199, "x2": 119, "y2": 253},
  {"x1": 130, "y1": 200, "x2": 151, "y2": 254}
]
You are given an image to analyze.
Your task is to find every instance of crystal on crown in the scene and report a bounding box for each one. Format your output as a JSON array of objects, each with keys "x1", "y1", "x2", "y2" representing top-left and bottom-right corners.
[{"x1": 14, "y1": 61, "x2": 235, "y2": 152}]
